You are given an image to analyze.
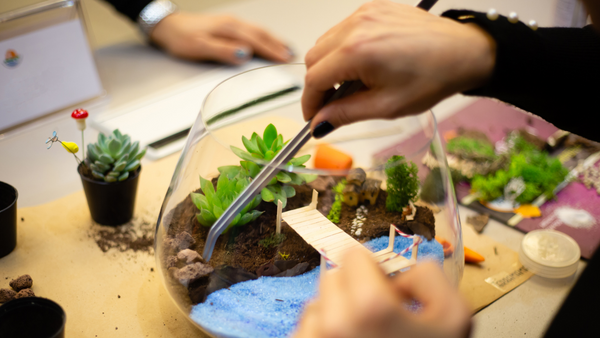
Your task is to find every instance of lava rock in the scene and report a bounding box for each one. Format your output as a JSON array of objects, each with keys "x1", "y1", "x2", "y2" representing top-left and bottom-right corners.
[
  {"x1": 177, "y1": 249, "x2": 202, "y2": 264},
  {"x1": 0, "y1": 288, "x2": 17, "y2": 303},
  {"x1": 175, "y1": 232, "x2": 195, "y2": 251},
  {"x1": 308, "y1": 176, "x2": 336, "y2": 192},
  {"x1": 205, "y1": 266, "x2": 258, "y2": 300},
  {"x1": 166, "y1": 255, "x2": 178, "y2": 269},
  {"x1": 256, "y1": 263, "x2": 281, "y2": 277},
  {"x1": 9, "y1": 275, "x2": 33, "y2": 291},
  {"x1": 14, "y1": 288, "x2": 35, "y2": 299},
  {"x1": 175, "y1": 262, "x2": 214, "y2": 287},
  {"x1": 467, "y1": 214, "x2": 489, "y2": 233}
]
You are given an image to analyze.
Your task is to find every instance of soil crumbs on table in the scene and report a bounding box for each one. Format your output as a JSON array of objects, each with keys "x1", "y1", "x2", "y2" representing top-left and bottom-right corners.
[{"x1": 89, "y1": 216, "x2": 155, "y2": 254}]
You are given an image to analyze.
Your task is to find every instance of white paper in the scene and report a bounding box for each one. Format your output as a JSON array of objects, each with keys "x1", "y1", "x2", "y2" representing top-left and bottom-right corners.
[{"x1": 0, "y1": 19, "x2": 103, "y2": 130}]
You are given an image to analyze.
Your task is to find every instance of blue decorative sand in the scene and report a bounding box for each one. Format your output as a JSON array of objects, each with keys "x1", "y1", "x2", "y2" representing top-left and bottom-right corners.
[{"x1": 190, "y1": 236, "x2": 443, "y2": 338}]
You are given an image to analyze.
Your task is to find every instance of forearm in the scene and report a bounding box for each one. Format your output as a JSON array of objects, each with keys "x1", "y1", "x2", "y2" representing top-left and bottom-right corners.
[
  {"x1": 443, "y1": 10, "x2": 600, "y2": 141},
  {"x1": 103, "y1": 0, "x2": 152, "y2": 22}
]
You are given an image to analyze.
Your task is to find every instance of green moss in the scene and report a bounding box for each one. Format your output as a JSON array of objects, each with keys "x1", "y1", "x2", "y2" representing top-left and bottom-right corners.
[
  {"x1": 259, "y1": 233, "x2": 286, "y2": 249},
  {"x1": 385, "y1": 156, "x2": 419, "y2": 212},
  {"x1": 327, "y1": 179, "x2": 346, "y2": 224},
  {"x1": 446, "y1": 136, "x2": 497, "y2": 160},
  {"x1": 471, "y1": 136, "x2": 568, "y2": 203}
]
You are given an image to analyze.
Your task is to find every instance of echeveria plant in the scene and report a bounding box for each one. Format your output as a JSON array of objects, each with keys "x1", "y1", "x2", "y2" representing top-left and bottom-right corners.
[
  {"x1": 87, "y1": 129, "x2": 146, "y2": 182},
  {"x1": 226, "y1": 124, "x2": 316, "y2": 208},
  {"x1": 191, "y1": 174, "x2": 263, "y2": 231}
]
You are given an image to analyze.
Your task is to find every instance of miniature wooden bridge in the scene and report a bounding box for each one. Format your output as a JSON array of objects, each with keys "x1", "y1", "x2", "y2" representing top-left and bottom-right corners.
[{"x1": 276, "y1": 190, "x2": 418, "y2": 274}]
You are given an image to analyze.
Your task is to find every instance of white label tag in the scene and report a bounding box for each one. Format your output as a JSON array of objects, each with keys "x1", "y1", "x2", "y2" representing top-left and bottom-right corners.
[{"x1": 0, "y1": 19, "x2": 103, "y2": 130}]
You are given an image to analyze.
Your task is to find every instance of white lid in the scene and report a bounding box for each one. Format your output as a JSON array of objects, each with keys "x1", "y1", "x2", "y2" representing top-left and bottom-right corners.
[{"x1": 519, "y1": 230, "x2": 580, "y2": 279}]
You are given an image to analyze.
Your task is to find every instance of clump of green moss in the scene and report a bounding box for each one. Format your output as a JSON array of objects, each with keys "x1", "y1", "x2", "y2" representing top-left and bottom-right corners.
[
  {"x1": 446, "y1": 135, "x2": 497, "y2": 161},
  {"x1": 385, "y1": 155, "x2": 419, "y2": 212},
  {"x1": 327, "y1": 179, "x2": 346, "y2": 223},
  {"x1": 259, "y1": 233, "x2": 286, "y2": 249},
  {"x1": 471, "y1": 136, "x2": 568, "y2": 203}
]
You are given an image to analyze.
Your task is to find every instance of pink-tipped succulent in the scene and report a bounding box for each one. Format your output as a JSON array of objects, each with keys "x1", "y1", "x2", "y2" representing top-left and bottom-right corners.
[{"x1": 71, "y1": 108, "x2": 89, "y2": 158}]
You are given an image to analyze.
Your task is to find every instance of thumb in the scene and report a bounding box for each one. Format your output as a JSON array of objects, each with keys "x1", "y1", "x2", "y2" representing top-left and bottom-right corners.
[{"x1": 310, "y1": 89, "x2": 393, "y2": 138}]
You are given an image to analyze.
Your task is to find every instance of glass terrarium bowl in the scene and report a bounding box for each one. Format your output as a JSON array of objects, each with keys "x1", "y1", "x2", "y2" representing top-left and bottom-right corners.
[{"x1": 155, "y1": 64, "x2": 463, "y2": 338}]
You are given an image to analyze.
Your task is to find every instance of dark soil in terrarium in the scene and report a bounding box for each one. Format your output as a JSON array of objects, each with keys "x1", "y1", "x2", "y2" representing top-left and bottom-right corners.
[{"x1": 162, "y1": 175, "x2": 435, "y2": 306}]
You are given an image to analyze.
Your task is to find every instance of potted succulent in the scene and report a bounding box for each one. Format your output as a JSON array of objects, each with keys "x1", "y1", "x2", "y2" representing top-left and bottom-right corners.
[{"x1": 47, "y1": 109, "x2": 146, "y2": 225}]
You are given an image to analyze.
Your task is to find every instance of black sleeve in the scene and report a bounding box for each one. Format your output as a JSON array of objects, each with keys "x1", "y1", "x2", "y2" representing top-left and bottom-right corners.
[
  {"x1": 543, "y1": 247, "x2": 600, "y2": 337},
  {"x1": 103, "y1": 0, "x2": 152, "y2": 22},
  {"x1": 442, "y1": 10, "x2": 600, "y2": 142}
]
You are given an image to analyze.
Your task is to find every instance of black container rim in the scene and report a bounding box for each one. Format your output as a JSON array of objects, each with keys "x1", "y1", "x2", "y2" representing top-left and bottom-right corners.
[
  {"x1": 0, "y1": 181, "x2": 18, "y2": 214},
  {"x1": 77, "y1": 163, "x2": 141, "y2": 186},
  {"x1": 0, "y1": 297, "x2": 66, "y2": 338}
]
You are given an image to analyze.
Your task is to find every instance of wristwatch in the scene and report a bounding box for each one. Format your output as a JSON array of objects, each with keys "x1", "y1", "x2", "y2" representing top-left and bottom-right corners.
[{"x1": 137, "y1": 0, "x2": 178, "y2": 37}]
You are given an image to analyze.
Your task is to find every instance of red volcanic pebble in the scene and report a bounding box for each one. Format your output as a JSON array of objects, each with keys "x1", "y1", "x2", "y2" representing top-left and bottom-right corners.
[
  {"x1": 10, "y1": 274, "x2": 33, "y2": 291},
  {"x1": 14, "y1": 288, "x2": 35, "y2": 299}
]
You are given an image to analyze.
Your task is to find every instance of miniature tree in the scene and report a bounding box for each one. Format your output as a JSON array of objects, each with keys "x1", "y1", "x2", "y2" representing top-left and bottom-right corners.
[
  {"x1": 327, "y1": 179, "x2": 346, "y2": 223},
  {"x1": 385, "y1": 155, "x2": 419, "y2": 212}
]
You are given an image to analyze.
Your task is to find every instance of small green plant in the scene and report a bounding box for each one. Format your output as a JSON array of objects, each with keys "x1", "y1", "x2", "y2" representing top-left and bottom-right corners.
[
  {"x1": 278, "y1": 251, "x2": 290, "y2": 260},
  {"x1": 471, "y1": 136, "x2": 568, "y2": 203},
  {"x1": 86, "y1": 129, "x2": 146, "y2": 182},
  {"x1": 191, "y1": 174, "x2": 263, "y2": 231},
  {"x1": 385, "y1": 155, "x2": 420, "y2": 212},
  {"x1": 259, "y1": 233, "x2": 286, "y2": 249},
  {"x1": 327, "y1": 179, "x2": 346, "y2": 223},
  {"x1": 226, "y1": 124, "x2": 316, "y2": 208}
]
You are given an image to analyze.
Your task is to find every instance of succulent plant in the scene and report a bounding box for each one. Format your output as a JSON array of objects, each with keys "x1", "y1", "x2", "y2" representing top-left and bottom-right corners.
[
  {"x1": 191, "y1": 174, "x2": 263, "y2": 231},
  {"x1": 86, "y1": 129, "x2": 146, "y2": 182},
  {"x1": 226, "y1": 123, "x2": 316, "y2": 208}
]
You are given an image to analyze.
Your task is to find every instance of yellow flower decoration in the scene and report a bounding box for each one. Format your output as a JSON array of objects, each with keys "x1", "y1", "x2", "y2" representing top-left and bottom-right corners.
[{"x1": 61, "y1": 141, "x2": 79, "y2": 154}]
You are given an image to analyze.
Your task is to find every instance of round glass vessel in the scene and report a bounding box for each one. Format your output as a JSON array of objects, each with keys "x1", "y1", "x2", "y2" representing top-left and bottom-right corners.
[{"x1": 155, "y1": 64, "x2": 463, "y2": 337}]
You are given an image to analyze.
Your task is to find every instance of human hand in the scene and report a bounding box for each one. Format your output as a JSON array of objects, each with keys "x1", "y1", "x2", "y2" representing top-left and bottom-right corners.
[
  {"x1": 292, "y1": 248, "x2": 471, "y2": 338},
  {"x1": 302, "y1": 0, "x2": 496, "y2": 138},
  {"x1": 150, "y1": 12, "x2": 293, "y2": 64}
]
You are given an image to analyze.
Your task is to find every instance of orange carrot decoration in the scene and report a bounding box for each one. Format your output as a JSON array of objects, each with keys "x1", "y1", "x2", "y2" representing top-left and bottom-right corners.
[
  {"x1": 314, "y1": 144, "x2": 353, "y2": 170},
  {"x1": 464, "y1": 246, "x2": 485, "y2": 264}
]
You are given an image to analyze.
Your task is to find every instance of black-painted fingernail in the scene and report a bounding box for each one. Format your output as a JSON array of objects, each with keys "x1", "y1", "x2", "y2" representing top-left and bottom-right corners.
[
  {"x1": 235, "y1": 48, "x2": 249, "y2": 59},
  {"x1": 313, "y1": 121, "x2": 334, "y2": 139}
]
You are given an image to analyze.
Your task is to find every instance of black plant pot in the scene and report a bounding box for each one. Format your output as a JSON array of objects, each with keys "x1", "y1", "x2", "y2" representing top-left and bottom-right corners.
[
  {"x1": 78, "y1": 163, "x2": 141, "y2": 226},
  {"x1": 0, "y1": 297, "x2": 66, "y2": 338},
  {"x1": 0, "y1": 181, "x2": 18, "y2": 259}
]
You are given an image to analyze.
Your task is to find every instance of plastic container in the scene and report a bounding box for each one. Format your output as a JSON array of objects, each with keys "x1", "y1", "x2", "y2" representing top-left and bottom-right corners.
[
  {"x1": 0, "y1": 297, "x2": 66, "y2": 338},
  {"x1": 0, "y1": 181, "x2": 18, "y2": 258},
  {"x1": 79, "y1": 163, "x2": 141, "y2": 226},
  {"x1": 155, "y1": 64, "x2": 464, "y2": 337},
  {"x1": 519, "y1": 229, "x2": 580, "y2": 279}
]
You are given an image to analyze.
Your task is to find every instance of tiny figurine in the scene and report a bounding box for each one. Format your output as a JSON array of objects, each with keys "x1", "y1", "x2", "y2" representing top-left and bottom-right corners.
[{"x1": 342, "y1": 168, "x2": 382, "y2": 207}]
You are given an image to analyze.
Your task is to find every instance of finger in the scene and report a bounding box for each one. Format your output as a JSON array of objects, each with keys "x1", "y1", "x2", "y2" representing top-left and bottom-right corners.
[
  {"x1": 309, "y1": 89, "x2": 397, "y2": 137},
  {"x1": 302, "y1": 50, "x2": 359, "y2": 122},
  {"x1": 216, "y1": 22, "x2": 291, "y2": 62},
  {"x1": 341, "y1": 248, "x2": 403, "y2": 329},
  {"x1": 393, "y1": 261, "x2": 454, "y2": 307},
  {"x1": 318, "y1": 268, "x2": 353, "y2": 338},
  {"x1": 172, "y1": 35, "x2": 253, "y2": 64},
  {"x1": 292, "y1": 300, "x2": 323, "y2": 338}
]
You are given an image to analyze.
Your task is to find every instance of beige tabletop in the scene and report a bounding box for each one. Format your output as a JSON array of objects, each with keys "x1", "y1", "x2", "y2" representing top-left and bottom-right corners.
[{"x1": 0, "y1": 0, "x2": 584, "y2": 337}]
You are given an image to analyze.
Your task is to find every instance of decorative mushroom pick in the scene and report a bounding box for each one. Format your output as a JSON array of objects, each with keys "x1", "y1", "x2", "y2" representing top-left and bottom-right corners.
[{"x1": 71, "y1": 108, "x2": 88, "y2": 158}]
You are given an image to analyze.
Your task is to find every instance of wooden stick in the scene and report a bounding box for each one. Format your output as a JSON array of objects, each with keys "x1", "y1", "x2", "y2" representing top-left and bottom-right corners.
[
  {"x1": 310, "y1": 189, "x2": 318, "y2": 209},
  {"x1": 276, "y1": 200, "x2": 282, "y2": 234}
]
